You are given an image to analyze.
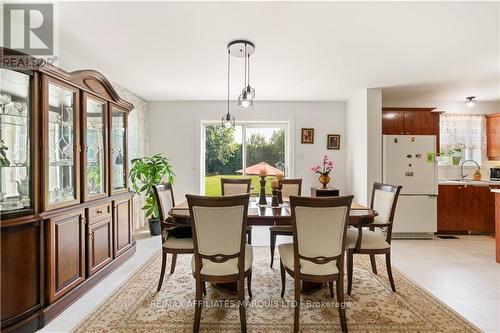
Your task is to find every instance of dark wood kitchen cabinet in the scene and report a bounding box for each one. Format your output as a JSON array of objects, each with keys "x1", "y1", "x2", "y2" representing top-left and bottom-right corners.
[
  {"x1": 383, "y1": 107, "x2": 441, "y2": 151},
  {"x1": 438, "y1": 184, "x2": 497, "y2": 234},
  {"x1": 1, "y1": 47, "x2": 136, "y2": 332},
  {"x1": 486, "y1": 113, "x2": 500, "y2": 160}
]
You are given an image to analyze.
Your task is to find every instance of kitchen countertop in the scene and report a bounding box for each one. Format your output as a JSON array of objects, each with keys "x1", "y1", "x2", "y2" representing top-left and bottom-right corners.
[
  {"x1": 492, "y1": 189, "x2": 500, "y2": 193},
  {"x1": 438, "y1": 179, "x2": 500, "y2": 186}
]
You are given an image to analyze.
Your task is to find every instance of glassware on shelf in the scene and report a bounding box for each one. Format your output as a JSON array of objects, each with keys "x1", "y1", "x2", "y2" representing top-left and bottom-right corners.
[
  {"x1": 47, "y1": 82, "x2": 76, "y2": 205},
  {"x1": 111, "y1": 109, "x2": 126, "y2": 191},
  {"x1": 0, "y1": 69, "x2": 31, "y2": 213},
  {"x1": 85, "y1": 97, "x2": 105, "y2": 196}
]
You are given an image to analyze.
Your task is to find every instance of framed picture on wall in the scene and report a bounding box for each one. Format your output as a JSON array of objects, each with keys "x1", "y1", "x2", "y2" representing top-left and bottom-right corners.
[
  {"x1": 301, "y1": 128, "x2": 314, "y2": 144},
  {"x1": 327, "y1": 134, "x2": 340, "y2": 150}
]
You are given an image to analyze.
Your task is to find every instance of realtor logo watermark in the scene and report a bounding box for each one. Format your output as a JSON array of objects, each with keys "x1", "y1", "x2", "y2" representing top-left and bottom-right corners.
[{"x1": 2, "y1": 3, "x2": 57, "y2": 69}]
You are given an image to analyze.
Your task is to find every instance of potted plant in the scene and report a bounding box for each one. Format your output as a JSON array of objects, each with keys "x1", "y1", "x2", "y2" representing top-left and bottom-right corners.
[
  {"x1": 311, "y1": 155, "x2": 335, "y2": 189},
  {"x1": 129, "y1": 153, "x2": 175, "y2": 236}
]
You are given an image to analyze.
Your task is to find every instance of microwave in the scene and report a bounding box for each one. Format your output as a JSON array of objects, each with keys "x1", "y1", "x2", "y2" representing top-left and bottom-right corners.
[{"x1": 491, "y1": 168, "x2": 500, "y2": 181}]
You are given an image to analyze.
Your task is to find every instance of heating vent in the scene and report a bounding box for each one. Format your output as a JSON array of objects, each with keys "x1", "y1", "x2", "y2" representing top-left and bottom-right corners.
[{"x1": 392, "y1": 232, "x2": 434, "y2": 240}]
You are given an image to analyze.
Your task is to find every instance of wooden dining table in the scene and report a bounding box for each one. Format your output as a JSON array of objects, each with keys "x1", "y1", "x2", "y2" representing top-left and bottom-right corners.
[{"x1": 170, "y1": 197, "x2": 378, "y2": 294}]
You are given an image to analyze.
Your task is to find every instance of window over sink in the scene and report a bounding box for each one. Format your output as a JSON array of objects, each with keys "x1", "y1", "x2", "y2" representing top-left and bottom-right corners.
[{"x1": 439, "y1": 114, "x2": 485, "y2": 165}]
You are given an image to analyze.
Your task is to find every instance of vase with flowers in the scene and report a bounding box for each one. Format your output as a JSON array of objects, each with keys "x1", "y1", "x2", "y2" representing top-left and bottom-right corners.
[{"x1": 311, "y1": 155, "x2": 335, "y2": 189}]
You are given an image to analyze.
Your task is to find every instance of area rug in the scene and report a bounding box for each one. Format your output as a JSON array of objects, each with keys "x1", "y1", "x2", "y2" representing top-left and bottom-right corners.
[{"x1": 72, "y1": 247, "x2": 480, "y2": 333}]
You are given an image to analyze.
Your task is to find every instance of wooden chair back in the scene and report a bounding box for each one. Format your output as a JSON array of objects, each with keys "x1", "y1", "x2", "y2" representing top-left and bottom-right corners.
[
  {"x1": 186, "y1": 194, "x2": 250, "y2": 276},
  {"x1": 221, "y1": 178, "x2": 252, "y2": 196},
  {"x1": 281, "y1": 179, "x2": 302, "y2": 199},
  {"x1": 369, "y1": 182, "x2": 403, "y2": 243},
  {"x1": 289, "y1": 195, "x2": 353, "y2": 276}
]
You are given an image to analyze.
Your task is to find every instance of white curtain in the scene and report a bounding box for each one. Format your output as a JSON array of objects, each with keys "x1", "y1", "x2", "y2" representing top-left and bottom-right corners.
[
  {"x1": 440, "y1": 114, "x2": 485, "y2": 163},
  {"x1": 112, "y1": 83, "x2": 149, "y2": 230}
]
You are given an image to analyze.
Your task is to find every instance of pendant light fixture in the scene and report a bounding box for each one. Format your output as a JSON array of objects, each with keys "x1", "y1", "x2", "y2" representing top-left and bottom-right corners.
[{"x1": 222, "y1": 47, "x2": 235, "y2": 128}]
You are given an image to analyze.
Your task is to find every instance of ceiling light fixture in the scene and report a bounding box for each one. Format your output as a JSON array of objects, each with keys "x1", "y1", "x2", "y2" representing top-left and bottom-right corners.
[
  {"x1": 227, "y1": 40, "x2": 255, "y2": 108},
  {"x1": 222, "y1": 47, "x2": 235, "y2": 128},
  {"x1": 465, "y1": 96, "x2": 476, "y2": 107}
]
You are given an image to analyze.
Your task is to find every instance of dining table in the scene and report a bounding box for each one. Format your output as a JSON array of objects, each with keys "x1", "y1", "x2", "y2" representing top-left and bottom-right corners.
[{"x1": 170, "y1": 197, "x2": 378, "y2": 294}]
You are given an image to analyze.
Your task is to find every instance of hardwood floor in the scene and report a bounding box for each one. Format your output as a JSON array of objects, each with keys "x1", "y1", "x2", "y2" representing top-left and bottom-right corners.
[{"x1": 39, "y1": 228, "x2": 499, "y2": 333}]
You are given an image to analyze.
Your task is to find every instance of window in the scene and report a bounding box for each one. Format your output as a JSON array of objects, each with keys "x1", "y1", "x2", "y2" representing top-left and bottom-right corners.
[
  {"x1": 201, "y1": 122, "x2": 290, "y2": 196},
  {"x1": 439, "y1": 114, "x2": 485, "y2": 165}
]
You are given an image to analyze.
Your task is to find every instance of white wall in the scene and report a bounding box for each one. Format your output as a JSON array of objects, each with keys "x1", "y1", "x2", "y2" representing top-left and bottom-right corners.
[
  {"x1": 382, "y1": 100, "x2": 499, "y2": 114},
  {"x1": 345, "y1": 88, "x2": 383, "y2": 205},
  {"x1": 148, "y1": 101, "x2": 346, "y2": 203}
]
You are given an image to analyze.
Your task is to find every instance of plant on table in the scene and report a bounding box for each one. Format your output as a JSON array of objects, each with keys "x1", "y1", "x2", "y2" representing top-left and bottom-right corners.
[{"x1": 311, "y1": 155, "x2": 335, "y2": 189}]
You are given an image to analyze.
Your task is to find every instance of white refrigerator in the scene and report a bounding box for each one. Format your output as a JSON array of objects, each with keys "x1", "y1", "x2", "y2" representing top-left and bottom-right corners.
[{"x1": 383, "y1": 135, "x2": 438, "y2": 238}]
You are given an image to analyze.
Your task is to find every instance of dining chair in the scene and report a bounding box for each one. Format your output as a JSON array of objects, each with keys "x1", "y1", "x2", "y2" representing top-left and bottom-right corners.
[
  {"x1": 153, "y1": 183, "x2": 194, "y2": 292},
  {"x1": 269, "y1": 179, "x2": 302, "y2": 268},
  {"x1": 186, "y1": 193, "x2": 252, "y2": 333},
  {"x1": 279, "y1": 195, "x2": 353, "y2": 333},
  {"x1": 220, "y1": 178, "x2": 253, "y2": 244},
  {"x1": 345, "y1": 182, "x2": 402, "y2": 294}
]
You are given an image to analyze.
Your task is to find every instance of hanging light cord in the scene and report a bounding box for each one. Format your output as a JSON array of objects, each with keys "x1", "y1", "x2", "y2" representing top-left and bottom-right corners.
[
  {"x1": 244, "y1": 43, "x2": 248, "y2": 89},
  {"x1": 247, "y1": 53, "x2": 250, "y2": 88},
  {"x1": 227, "y1": 48, "x2": 231, "y2": 115}
]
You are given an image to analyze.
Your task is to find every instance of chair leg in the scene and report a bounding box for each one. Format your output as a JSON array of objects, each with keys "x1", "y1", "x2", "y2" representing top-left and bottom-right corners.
[
  {"x1": 336, "y1": 276, "x2": 348, "y2": 333},
  {"x1": 247, "y1": 270, "x2": 253, "y2": 298},
  {"x1": 247, "y1": 229, "x2": 252, "y2": 244},
  {"x1": 386, "y1": 252, "x2": 396, "y2": 292},
  {"x1": 328, "y1": 281, "x2": 334, "y2": 298},
  {"x1": 293, "y1": 277, "x2": 301, "y2": 333},
  {"x1": 157, "y1": 251, "x2": 167, "y2": 292},
  {"x1": 170, "y1": 253, "x2": 177, "y2": 274},
  {"x1": 369, "y1": 254, "x2": 377, "y2": 275},
  {"x1": 202, "y1": 282, "x2": 207, "y2": 296},
  {"x1": 238, "y1": 278, "x2": 247, "y2": 333},
  {"x1": 347, "y1": 250, "x2": 353, "y2": 295},
  {"x1": 270, "y1": 231, "x2": 276, "y2": 268},
  {"x1": 280, "y1": 260, "x2": 286, "y2": 298},
  {"x1": 193, "y1": 279, "x2": 203, "y2": 333}
]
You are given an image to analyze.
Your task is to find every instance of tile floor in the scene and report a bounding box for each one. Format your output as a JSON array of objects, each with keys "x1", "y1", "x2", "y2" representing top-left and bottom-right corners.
[{"x1": 39, "y1": 228, "x2": 499, "y2": 333}]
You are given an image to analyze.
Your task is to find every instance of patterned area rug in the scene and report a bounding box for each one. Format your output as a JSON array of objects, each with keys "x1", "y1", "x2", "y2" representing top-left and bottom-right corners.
[{"x1": 73, "y1": 247, "x2": 479, "y2": 333}]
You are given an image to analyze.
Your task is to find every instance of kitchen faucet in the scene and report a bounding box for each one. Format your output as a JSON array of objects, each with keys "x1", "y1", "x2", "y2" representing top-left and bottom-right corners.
[{"x1": 460, "y1": 159, "x2": 480, "y2": 181}]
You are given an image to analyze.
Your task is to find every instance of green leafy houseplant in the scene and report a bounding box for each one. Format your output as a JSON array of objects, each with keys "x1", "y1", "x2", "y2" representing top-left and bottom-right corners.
[{"x1": 129, "y1": 154, "x2": 174, "y2": 234}]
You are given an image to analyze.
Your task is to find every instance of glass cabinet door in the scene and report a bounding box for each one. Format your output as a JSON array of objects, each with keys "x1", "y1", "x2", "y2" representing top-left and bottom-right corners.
[
  {"x1": 0, "y1": 69, "x2": 32, "y2": 214},
  {"x1": 83, "y1": 93, "x2": 107, "y2": 201},
  {"x1": 110, "y1": 105, "x2": 127, "y2": 193},
  {"x1": 45, "y1": 78, "x2": 79, "y2": 209}
]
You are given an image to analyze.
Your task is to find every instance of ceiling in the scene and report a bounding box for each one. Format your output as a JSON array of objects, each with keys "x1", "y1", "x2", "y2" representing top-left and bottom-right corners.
[{"x1": 56, "y1": 1, "x2": 499, "y2": 102}]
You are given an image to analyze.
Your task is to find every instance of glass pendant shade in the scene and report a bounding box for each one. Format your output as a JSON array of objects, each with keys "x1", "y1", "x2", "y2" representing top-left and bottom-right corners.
[
  {"x1": 222, "y1": 112, "x2": 235, "y2": 128},
  {"x1": 238, "y1": 85, "x2": 255, "y2": 108}
]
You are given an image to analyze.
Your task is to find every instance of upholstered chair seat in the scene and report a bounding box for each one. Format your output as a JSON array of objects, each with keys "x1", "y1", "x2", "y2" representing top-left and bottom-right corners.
[
  {"x1": 191, "y1": 244, "x2": 253, "y2": 276},
  {"x1": 278, "y1": 243, "x2": 339, "y2": 275},
  {"x1": 346, "y1": 228, "x2": 390, "y2": 250},
  {"x1": 163, "y1": 237, "x2": 195, "y2": 250}
]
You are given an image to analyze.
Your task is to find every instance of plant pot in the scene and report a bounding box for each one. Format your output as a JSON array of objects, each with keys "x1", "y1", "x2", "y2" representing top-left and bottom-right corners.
[
  {"x1": 452, "y1": 157, "x2": 462, "y2": 165},
  {"x1": 148, "y1": 218, "x2": 161, "y2": 236},
  {"x1": 319, "y1": 174, "x2": 331, "y2": 189}
]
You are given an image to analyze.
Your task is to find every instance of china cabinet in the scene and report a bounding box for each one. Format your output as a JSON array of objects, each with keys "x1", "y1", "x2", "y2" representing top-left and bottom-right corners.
[{"x1": 0, "y1": 47, "x2": 136, "y2": 333}]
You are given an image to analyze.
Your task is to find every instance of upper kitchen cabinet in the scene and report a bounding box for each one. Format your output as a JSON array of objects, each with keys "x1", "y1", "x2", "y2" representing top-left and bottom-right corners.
[
  {"x1": 82, "y1": 92, "x2": 108, "y2": 201},
  {"x1": 0, "y1": 69, "x2": 37, "y2": 217},
  {"x1": 382, "y1": 107, "x2": 441, "y2": 152},
  {"x1": 110, "y1": 105, "x2": 128, "y2": 195},
  {"x1": 486, "y1": 113, "x2": 500, "y2": 160},
  {"x1": 42, "y1": 76, "x2": 80, "y2": 211}
]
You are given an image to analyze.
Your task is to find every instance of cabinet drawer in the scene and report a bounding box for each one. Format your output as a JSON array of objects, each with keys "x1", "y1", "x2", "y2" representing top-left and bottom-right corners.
[{"x1": 88, "y1": 203, "x2": 112, "y2": 224}]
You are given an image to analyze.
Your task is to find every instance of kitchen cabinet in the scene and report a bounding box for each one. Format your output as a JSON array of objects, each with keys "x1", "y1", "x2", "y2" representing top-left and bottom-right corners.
[
  {"x1": 486, "y1": 113, "x2": 500, "y2": 160},
  {"x1": 383, "y1": 107, "x2": 441, "y2": 152},
  {"x1": 437, "y1": 184, "x2": 497, "y2": 234}
]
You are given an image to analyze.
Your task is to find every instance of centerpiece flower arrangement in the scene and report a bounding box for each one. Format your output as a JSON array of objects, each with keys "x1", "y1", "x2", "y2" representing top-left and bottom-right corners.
[{"x1": 311, "y1": 155, "x2": 335, "y2": 188}]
